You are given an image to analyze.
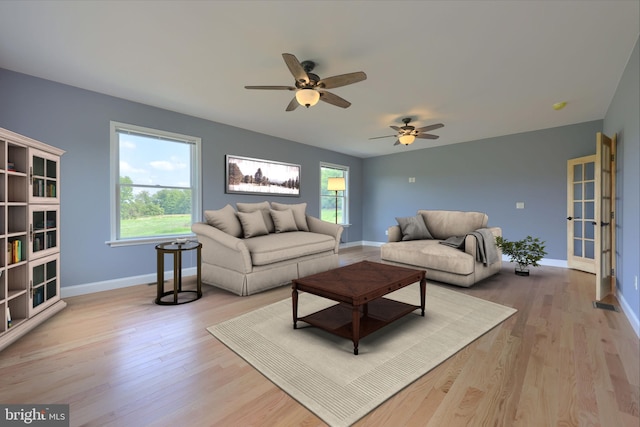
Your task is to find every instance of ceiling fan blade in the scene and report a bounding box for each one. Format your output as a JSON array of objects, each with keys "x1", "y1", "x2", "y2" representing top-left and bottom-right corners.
[
  {"x1": 318, "y1": 71, "x2": 367, "y2": 89},
  {"x1": 245, "y1": 85, "x2": 296, "y2": 90},
  {"x1": 390, "y1": 126, "x2": 402, "y2": 131},
  {"x1": 285, "y1": 96, "x2": 299, "y2": 112},
  {"x1": 415, "y1": 134, "x2": 440, "y2": 140},
  {"x1": 319, "y1": 91, "x2": 351, "y2": 108},
  {"x1": 282, "y1": 53, "x2": 309, "y2": 84},
  {"x1": 368, "y1": 135, "x2": 397, "y2": 140},
  {"x1": 415, "y1": 123, "x2": 445, "y2": 132},
  {"x1": 393, "y1": 140, "x2": 401, "y2": 146}
]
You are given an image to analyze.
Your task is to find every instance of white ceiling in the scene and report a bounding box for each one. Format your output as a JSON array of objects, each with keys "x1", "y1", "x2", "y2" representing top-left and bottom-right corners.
[{"x1": 0, "y1": 1, "x2": 638, "y2": 158}]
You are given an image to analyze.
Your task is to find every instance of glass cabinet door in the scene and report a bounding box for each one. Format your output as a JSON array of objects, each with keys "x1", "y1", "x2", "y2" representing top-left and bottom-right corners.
[
  {"x1": 30, "y1": 148, "x2": 59, "y2": 203},
  {"x1": 29, "y1": 205, "x2": 59, "y2": 260},
  {"x1": 29, "y1": 254, "x2": 59, "y2": 316}
]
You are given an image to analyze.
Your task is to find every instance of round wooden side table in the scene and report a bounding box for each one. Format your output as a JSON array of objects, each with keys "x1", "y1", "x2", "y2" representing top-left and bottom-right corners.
[{"x1": 155, "y1": 240, "x2": 202, "y2": 305}]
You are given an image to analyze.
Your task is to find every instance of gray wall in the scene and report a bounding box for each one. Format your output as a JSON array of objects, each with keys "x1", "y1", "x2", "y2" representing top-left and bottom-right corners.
[
  {"x1": 0, "y1": 69, "x2": 364, "y2": 288},
  {"x1": 604, "y1": 36, "x2": 639, "y2": 325},
  {"x1": 362, "y1": 120, "x2": 602, "y2": 260}
]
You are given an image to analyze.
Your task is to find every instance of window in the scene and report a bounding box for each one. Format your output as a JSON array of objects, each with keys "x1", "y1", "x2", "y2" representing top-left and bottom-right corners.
[
  {"x1": 320, "y1": 163, "x2": 348, "y2": 224},
  {"x1": 109, "y1": 122, "x2": 201, "y2": 246}
]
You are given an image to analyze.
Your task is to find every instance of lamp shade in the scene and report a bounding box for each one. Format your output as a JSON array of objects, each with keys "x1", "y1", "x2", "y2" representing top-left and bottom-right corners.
[
  {"x1": 398, "y1": 134, "x2": 416, "y2": 145},
  {"x1": 327, "y1": 177, "x2": 346, "y2": 191},
  {"x1": 296, "y1": 89, "x2": 320, "y2": 108}
]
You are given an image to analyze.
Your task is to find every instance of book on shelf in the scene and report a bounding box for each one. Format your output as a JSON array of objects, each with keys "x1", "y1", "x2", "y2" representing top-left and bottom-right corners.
[
  {"x1": 7, "y1": 239, "x2": 22, "y2": 264},
  {"x1": 7, "y1": 307, "x2": 12, "y2": 328}
]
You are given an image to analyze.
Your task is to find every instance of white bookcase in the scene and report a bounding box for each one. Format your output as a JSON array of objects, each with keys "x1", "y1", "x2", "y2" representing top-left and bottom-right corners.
[{"x1": 0, "y1": 127, "x2": 66, "y2": 352}]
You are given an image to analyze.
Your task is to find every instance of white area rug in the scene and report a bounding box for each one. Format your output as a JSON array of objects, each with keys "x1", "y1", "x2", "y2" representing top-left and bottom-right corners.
[{"x1": 207, "y1": 283, "x2": 517, "y2": 427}]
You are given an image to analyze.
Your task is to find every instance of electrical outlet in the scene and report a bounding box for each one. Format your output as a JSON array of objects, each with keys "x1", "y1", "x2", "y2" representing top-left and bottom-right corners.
[
  {"x1": 385, "y1": 230, "x2": 388, "y2": 236},
  {"x1": 635, "y1": 275, "x2": 638, "y2": 291}
]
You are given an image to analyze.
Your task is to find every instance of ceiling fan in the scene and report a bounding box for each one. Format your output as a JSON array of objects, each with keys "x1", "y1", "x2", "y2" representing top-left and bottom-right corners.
[
  {"x1": 369, "y1": 118, "x2": 445, "y2": 146},
  {"x1": 245, "y1": 53, "x2": 367, "y2": 111}
]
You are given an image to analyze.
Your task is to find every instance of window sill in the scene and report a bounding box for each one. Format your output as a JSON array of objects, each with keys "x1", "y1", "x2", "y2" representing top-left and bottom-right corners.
[{"x1": 105, "y1": 234, "x2": 196, "y2": 248}]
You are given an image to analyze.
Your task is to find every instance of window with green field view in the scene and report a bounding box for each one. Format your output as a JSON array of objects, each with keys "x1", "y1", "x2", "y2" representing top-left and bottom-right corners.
[
  {"x1": 320, "y1": 163, "x2": 348, "y2": 224},
  {"x1": 110, "y1": 122, "x2": 201, "y2": 244}
]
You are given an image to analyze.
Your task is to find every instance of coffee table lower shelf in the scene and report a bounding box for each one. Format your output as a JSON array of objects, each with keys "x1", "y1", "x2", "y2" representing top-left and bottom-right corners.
[{"x1": 297, "y1": 298, "x2": 420, "y2": 353}]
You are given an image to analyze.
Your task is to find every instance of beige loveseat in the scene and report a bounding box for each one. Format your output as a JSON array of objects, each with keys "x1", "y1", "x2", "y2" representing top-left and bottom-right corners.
[
  {"x1": 381, "y1": 210, "x2": 501, "y2": 287},
  {"x1": 191, "y1": 201, "x2": 342, "y2": 296}
]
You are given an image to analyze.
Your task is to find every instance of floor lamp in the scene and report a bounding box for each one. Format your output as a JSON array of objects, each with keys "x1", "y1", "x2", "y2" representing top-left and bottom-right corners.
[{"x1": 327, "y1": 177, "x2": 345, "y2": 224}]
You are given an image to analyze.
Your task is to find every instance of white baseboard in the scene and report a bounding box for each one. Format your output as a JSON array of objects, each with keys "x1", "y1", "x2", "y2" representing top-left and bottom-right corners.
[
  {"x1": 617, "y1": 291, "x2": 640, "y2": 337},
  {"x1": 61, "y1": 267, "x2": 197, "y2": 298}
]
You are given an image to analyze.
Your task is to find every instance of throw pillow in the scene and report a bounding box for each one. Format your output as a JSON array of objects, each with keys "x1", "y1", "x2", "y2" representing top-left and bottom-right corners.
[
  {"x1": 237, "y1": 201, "x2": 275, "y2": 233},
  {"x1": 270, "y1": 209, "x2": 298, "y2": 233},
  {"x1": 236, "y1": 210, "x2": 269, "y2": 238},
  {"x1": 204, "y1": 204, "x2": 243, "y2": 238},
  {"x1": 271, "y1": 202, "x2": 309, "y2": 231},
  {"x1": 396, "y1": 214, "x2": 433, "y2": 241}
]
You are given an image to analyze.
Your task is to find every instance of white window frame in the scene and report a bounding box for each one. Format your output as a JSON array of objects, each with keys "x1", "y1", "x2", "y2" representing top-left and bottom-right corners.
[
  {"x1": 320, "y1": 162, "x2": 349, "y2": 225},
  {"x1": 107, "y1": 121, "x2": 202, "y2": 247}
]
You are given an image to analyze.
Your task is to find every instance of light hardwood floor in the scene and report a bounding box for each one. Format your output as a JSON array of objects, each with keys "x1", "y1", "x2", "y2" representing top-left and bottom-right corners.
[{"x1": 0, "y1": 246, "x2": 638, "y2": 426}]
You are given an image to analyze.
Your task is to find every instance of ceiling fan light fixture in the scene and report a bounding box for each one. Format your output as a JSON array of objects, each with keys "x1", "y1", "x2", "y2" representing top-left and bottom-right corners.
[
  {"x1": 296, "y1": 89, "x2": 320, "y2": 108},
  {"x1": 398, "y1": 134, "x2": 416, "y2": 145}
]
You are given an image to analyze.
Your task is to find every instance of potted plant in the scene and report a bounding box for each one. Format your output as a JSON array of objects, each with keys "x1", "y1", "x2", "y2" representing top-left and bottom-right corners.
[{"x1": 495, "y1": 235, "x2": 547, "y2": 276}]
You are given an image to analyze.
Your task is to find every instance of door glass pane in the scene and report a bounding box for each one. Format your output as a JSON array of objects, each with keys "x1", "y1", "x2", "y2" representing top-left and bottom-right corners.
[
  {"x1": 33, "y1": 264, "x2": 45, "y2": 286},
  {"x1": 33, "y1": 156, "x2": 45, "y2": 177},
  {"x1": 574, "y1": 220, "x2": 582, "y2": 238},
  {"x1": 573, "y1": 202, "x2": 582, "y2": 218},
  {"x1": 33, "y1": 286, "x2": 44, "y2": 308},
  {"x1": 33, "y1": 211, "x2": 45, "y2": 230},
  {"x1": 585, "y1": 202, "x2": 595, "y2": 220},
  {"x1": 573, "y1": 183, "x2": 582, "y2": 201},
  {"x1": 585, "y1": 162, "x2": 595, "y2": 180},
  {"x1": 585, "y1": 222, "x2": 595, "y2": 239},
  {"x1": 573, "y1": 239, "x2": 582, "y2": 256},
  {"x1": 585, "y1": 240, "x2": 595, "y2": 259},
  {"x1": 46, "y1": 159, "x2": 57, "y2": 179},
  {"x1": 573, "y1": 164, "x2": 582, "y2": 182},
  {"x1": 46, "y1": 260, "x2": 57, "y2": 279},
  {"x1": 585, "y1": 182, "x2": 595, "y2": 200},
  {"x1": 46, "y1": 280, "x2": 57, "y2": 299}
]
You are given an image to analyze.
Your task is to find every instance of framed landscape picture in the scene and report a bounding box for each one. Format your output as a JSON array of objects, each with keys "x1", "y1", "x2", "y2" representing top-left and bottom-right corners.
[{"x1": 226, "y1": 155, "x2": 301, "y2": 196}]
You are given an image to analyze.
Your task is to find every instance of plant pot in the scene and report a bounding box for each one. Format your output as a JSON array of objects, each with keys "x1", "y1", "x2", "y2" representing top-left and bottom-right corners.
[{"x1": 515, "y1": 268, "x2": 529, "y2": 276}]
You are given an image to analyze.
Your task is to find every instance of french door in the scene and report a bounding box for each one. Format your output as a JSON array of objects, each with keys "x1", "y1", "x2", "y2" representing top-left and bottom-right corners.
[
  {"x1": 594, "y1": 133, "x2": 616, "y2": 300},
  {"x1": 566, "y1": 132, "x2": 616, "y2": 300},
  {"x1": 567, "y1": 155, "x2": 596, "y2": 273}
]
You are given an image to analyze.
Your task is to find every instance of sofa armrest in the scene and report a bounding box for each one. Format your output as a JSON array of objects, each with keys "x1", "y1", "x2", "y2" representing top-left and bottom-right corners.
[
  {"x1": 387, "y1": 225, "x2": 402, "y2": 242},
  {"x1": 306, "y1": 215, "x2": 343, "y2": 252},
  {"x1": 464, "y1": 226, "x2": 502, "y2": 259},
  {"x1": 191, "y1": 222, "x2": 253, "y2": 273}
]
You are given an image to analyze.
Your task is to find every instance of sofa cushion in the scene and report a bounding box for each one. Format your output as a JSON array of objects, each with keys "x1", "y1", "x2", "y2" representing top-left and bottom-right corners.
[
  {"x1": 237, "y1": 210, "x2": 269, "y2": 238},
  {"x1": 204, "y1": 204, "x2": 243, "y2": 238},
  {"x1": 396, "y1": 214, "x2": 433, "y2": 240},
  {"x1": 418, "y1": 210, "x2": 488, "y2": 240},
  {"x1": 237, "y1": 201, "x2": 275, "y2": 233},
  {"x1": 271, "y1": 202, "x2": 309, "y2": 231},
  {"x1": 244, "y1": 231, "x2": 335, "y2": 266},
  {"x1": 270, "y1": 209, "x2": 298, "y2": 233},
  {"x1": 381, "y1": 240, "x2": 475, "y2": 275}
]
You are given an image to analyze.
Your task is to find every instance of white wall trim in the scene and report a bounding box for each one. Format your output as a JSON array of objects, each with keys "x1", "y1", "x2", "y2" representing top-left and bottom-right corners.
[
  {"x1": 617, "y1": 291, "x2": 640, "y2": 337},
  {"x1": 61, "y1": 267, "x2": 197, "y2": 298}
]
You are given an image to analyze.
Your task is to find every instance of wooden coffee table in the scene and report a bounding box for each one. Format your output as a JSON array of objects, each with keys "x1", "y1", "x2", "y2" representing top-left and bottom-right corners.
[{"x1": 292, "y1": 261, "x2": 426, "y2": 355}]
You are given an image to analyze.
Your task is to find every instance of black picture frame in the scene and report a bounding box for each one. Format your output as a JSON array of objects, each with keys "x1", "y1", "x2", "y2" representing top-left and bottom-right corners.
[{"x1": 225, "y1": 155, "x2": 301, "y2": 197}]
